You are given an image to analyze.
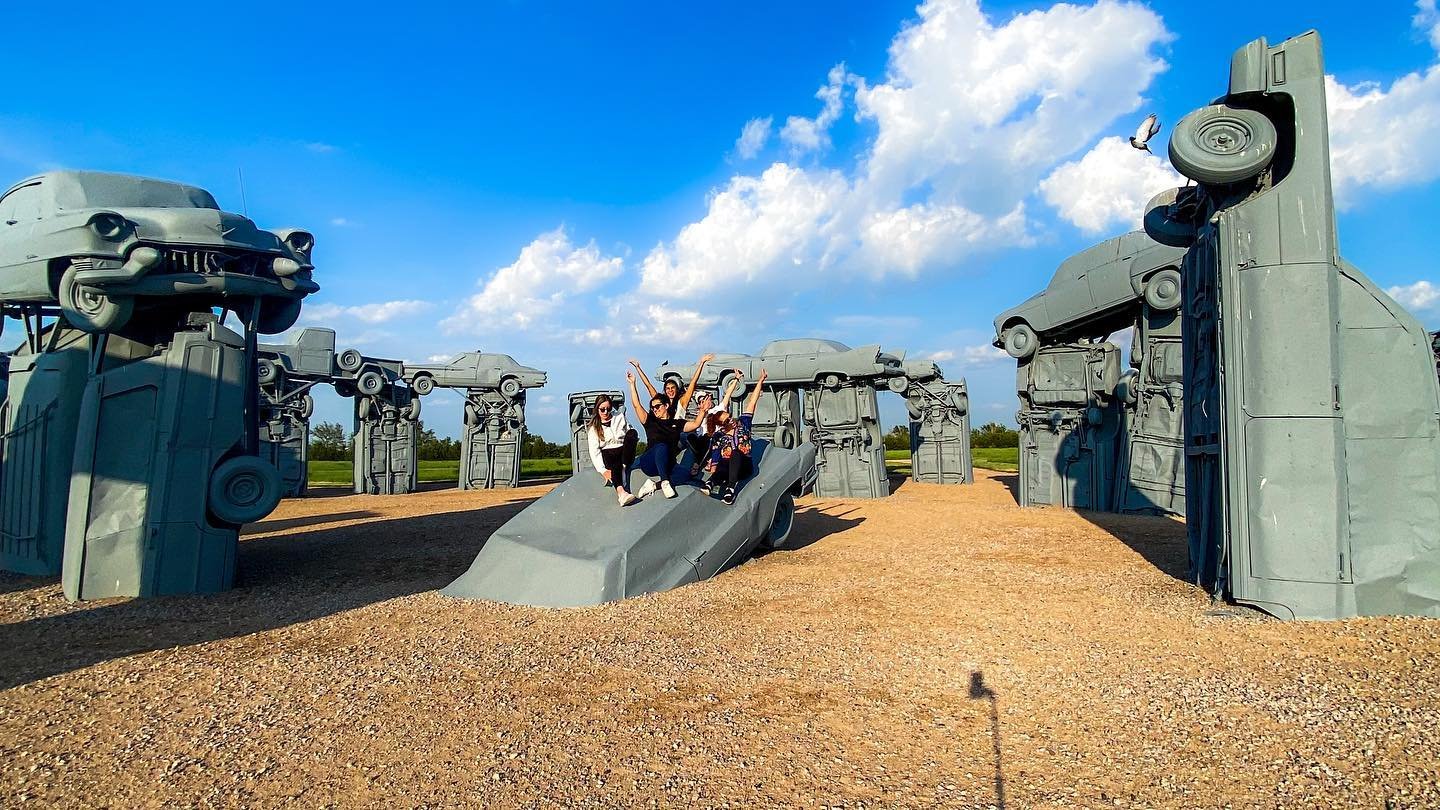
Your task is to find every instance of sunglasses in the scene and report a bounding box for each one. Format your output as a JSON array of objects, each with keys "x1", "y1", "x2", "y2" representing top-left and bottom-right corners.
[
  {"x1": 650, "y1": 402, "x2": 667, "y2": 411},
  {"x1": 596, "y1": 405, "x2": 612, "y2": 413}
]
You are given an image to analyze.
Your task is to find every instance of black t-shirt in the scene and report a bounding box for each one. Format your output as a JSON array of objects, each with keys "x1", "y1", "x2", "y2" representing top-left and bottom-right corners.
[{"x1": 643, "y1": 417, "x2": 686, "y2": 448}]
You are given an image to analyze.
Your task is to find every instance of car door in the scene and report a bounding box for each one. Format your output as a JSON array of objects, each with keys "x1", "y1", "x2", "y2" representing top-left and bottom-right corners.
[{"x1": 0, "y1": 181, "x2": 44, "y2": 282}]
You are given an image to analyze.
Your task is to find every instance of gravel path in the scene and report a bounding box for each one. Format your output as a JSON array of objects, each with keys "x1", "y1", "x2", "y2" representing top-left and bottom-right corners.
[{"x1": 1, "y1": 471, "x2": 1436, "y2": 807}]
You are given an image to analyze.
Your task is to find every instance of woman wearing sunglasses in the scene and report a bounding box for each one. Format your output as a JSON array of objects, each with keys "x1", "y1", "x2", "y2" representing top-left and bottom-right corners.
[
  {"x1": 586, "y1": 393, "x2": 640, "y2": 506},
  {"x1": 626, "y1": 370, "x2": 708, "y2": 499}
]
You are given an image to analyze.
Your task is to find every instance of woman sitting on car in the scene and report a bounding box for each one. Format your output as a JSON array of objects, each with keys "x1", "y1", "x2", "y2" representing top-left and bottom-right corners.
[
  {"x1": 625, "y1": 371, "x2": 707, "y2": 499},
  {"x1": 586, "y1": 393, "x2": 640, "y2": 507},
  {"x1": 704, "y1": 368, "x2": 768, "y2": 505}
]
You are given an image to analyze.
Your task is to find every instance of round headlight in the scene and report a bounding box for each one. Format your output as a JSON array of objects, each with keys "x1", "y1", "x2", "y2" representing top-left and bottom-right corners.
[
  {"x1": 272, "y1": 257, "x2": 302, "y2": 277},
  {"x1": 90, "y1": 213, "x2": 128, "y2": 240},
  {"x1": 284, "y1": 231, "x2": 314, "y2": 254}
]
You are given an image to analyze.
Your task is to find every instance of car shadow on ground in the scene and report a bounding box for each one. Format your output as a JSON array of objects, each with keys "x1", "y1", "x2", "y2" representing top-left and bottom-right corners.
[
  {"x1": 0, "y1": 496, "x2": 537, "y2": 691},
  {"x1": 761, "y1": 504, "x2": 866, "y2": 554},
  {"x1": 1076, "y1": 509, "x2": 1189, "y2": 582},
  {"x1": 240, "y1": 510, "x2": 381, "y2": 536},
  {"x1": 993, "y1": 473, "x2": 1020, "y2": 504}
]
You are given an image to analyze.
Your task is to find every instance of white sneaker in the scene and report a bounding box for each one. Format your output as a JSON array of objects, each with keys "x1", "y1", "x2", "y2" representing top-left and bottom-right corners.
[
  {"x1": 636, "y1": 478, "x2": 659, "y2": 499},
  {"x1": 660, "y1": 480, "x2": 676, "y2": 499},
  {"x1": 617, "y1": 489, "x2": 638, "y2": 507}
]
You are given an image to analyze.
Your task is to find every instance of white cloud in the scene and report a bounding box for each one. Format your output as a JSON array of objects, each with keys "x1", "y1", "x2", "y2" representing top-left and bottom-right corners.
[
  {"x1": 426, "y1": 353, "x2": 454, "y2": 363},
  {"x1": 302, "y1": 299, "x2": 431, "y2": 325},
  {"x1": 1387, "y1": 280, "x2": 1440, "y2": 312},
  {"x1": 1418, "y1": 0, "x2": 1440, "y2": 50},
  {"x1": 921, "y1": 344, "x2": 1008, "y2": 368},
  {"x1": 306, "y1": 142, "x2": 337, "y2": 153},
  {"x1": 1039, "y1": 136, "x2": 1183, "y2": 234},
  {"x1": 443, "y1": 227, "x2": 624, "y2": 333},
  {"x1": 1326, "y1": 6, "x2": 1440, "y2": 206},
  {"x1": 780, "y1": 65, "x2": 849, "y2": 154},
  {"x1": 329, "y1": 217, "x2": 353, "y2": 227},
  {"x1": 858, "y1": 201, "x2": 1029, "y2": 275},
  {"x1": 735, "y1": 117, "x2": 772, "y2": 159}
]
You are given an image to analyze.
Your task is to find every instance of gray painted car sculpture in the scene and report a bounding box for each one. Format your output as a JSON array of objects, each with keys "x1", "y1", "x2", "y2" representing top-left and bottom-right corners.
[
  {"x1": 445, "y1": 439, "x2": 818, "y2": 607},
  {"x1": 993, "y1": 231, "x2": 1184, "y2": 359},
  {"x1": 656, "y1": 339, "x2": 909, "y2": 395},
  {"x1": 401, "y1": 351, "x2": 546, "y2": 398},
  {"x1": 0, "y1": 171, "x2": 317, "y2": 334}
]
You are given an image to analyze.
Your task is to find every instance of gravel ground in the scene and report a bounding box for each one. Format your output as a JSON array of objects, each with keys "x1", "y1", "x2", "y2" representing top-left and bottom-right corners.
[{"x1": 1, "y1": 471, "x2": 1436, "y2": 808}]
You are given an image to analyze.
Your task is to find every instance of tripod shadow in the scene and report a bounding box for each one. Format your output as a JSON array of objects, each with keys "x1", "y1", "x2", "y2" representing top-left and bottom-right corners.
[{"x1": 969, "y1": 671, "x2": 1006, "y2": 809}]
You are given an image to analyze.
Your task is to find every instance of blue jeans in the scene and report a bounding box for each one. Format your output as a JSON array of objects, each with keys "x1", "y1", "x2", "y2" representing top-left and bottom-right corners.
[{"x1": 634, "y1": 442, "x2": 675, "y2": 481}]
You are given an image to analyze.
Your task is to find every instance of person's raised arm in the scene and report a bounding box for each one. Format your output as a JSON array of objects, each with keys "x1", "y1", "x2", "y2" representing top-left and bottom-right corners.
[
  {"x1": 678, "y1": 352, "x2": 714, "y2": 412},
  {"x1": 744, "y1": 369, "x2": 767, "y2": 416},
  {"x1": 717, "y1": 370, "x2": 742, "y2": 412},
  {"x1": 628, "y1": 359, "x2": 657, "y2": 400},
  {"x1": 626, "y1": 371, "x2": 647, "y2": 425}
]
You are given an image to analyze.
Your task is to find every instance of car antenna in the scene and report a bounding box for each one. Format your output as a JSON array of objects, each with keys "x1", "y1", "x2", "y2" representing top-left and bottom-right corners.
[{"x1": 236, "y1": 167, "x2": 249, "y2": 217}]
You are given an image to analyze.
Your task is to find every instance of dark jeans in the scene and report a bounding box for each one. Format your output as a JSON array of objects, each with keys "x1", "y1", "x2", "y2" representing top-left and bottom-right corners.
[
  {"x1": 599, "y1": 429, "x2": 638, "y2": 488},
  {"x1": 685, "y1": 433, "x2": 709, "y2": 468},
  {"x1": 714, "y1": 452, "x2": 754, "y2": 488},
  {"x1": 635, "y1": 442, "x2": 675, "y2": 481}
]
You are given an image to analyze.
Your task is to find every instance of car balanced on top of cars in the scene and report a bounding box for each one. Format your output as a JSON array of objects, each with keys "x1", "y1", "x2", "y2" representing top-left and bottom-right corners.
[
  {"x1": 656, "y1": 339, "x2": 910, "y2": 396},
  {"x1": 401, "y1": 351, "x2": 548, "y2": 399},
  {"x1": 0, "y1": 170, "x2": 318, "y2": 334}
]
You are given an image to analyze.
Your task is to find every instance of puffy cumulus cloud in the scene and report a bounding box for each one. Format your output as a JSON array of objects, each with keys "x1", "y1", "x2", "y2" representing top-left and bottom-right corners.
[
  {"x1": 639, "y1": 163, "x2": 850, "y2": 299},
  {"x1": 853, "y1": 0, "x2": 1171, "y2": 211},
  {"x1": 575, "y1": 302, "x2": 720, "y2": 348},
  {"x1": 919, "y1": 344, "x2": 1008, "y2": 367},
  {"x1": 1326, "y1": 5, "x2": 1440, "y2": 206},
  {"x1": 302, "y1": 299, "x2": 431, "y2": 324},
  {"x1": 636, "y1": 0, "x2": 1170, "y2": 304},
  {"x1": 735, "y1": 117, "x2": 772, "y2": 160},
  {"x1": 780, "y1": 65, "x2": 850, "y2": 154},
  {"x1": 443, "y1": 227, "x2": 624, "y2": 333},
  {"x1": 1387, "y1": 280, "x2": 1440, "y2": 312},
  {"x1": 1039, "y1": 136, "x2": 1183, "y2": 233}
]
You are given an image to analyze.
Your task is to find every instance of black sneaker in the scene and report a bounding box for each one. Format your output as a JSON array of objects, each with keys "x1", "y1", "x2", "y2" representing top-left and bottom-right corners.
[{"x1": 722, "y1": 486, "x2": 736, "y2": 505}]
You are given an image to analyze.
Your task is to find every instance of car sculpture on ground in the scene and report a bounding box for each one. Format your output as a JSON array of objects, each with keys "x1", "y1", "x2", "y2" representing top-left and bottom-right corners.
[
  {"x1": 0, "y1": 171, "x2": 317, "y2": 334},
  {"x1": 656, "y1": 339, "x2": 909, "y2": 395},
  {"x1": 992, "y1": 231, "x2": 1185, "y2": 359},
  {"x1": 401, "y1": 352, "x2": 547, "y2": 397}
]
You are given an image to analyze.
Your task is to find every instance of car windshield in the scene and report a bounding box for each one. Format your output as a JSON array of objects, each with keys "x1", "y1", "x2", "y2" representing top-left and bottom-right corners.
[{"x1": 69, "y1": 174, "x2": 219, "y2": 210}]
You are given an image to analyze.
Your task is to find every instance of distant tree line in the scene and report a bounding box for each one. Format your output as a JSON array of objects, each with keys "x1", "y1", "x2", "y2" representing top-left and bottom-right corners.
[
  {"x1": 883, "y1": 421, "x2": 1019, "y2": 451},
  {"x1": 309, "y1": 420, "x2": 572, "y2": 461}
]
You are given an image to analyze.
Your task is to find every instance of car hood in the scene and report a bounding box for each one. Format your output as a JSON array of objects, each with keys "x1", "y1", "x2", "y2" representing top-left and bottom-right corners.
[{"x1": 106, "y1": 207, "x2": 285, "y2": 253}]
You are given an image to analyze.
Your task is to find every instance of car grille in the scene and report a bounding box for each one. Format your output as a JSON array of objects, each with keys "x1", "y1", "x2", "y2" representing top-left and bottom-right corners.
[{"x1": 159, "y1": 248, "x2": 272, "y2": 278}]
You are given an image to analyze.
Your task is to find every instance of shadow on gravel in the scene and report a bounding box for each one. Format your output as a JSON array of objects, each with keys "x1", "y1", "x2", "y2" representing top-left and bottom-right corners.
[
  {"x1": 1076, "y1": 509, "x2": 1189, "y2": 582},
  {"x1": 0, "y1": 573, "x2": 51, "y2": 597},
  {"x1": 993, "y1": 473, "x2": 1020, "y2": 504},
  {"x1": 241, "y1": 510, "x2": 381, "y2": 536},
  {"x1": 0, "y1": 496, "x2": 537, "y2": 691},
  {"x1": 763, "y1": 505, "x2": 865, "y2": 554},
  {"x1": 968, "y1": 671, "x2": 1006, "y2": 809}
]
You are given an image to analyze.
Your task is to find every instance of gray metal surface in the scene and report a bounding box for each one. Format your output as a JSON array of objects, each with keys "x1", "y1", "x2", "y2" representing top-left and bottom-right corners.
[
  {"x1": 0, "y1": 324, "x2": 89, "y2": 575},
  {"x1": 1148, "y1": 31, "x2": 1440, "y2": 619},
  {"x1": 62, "y1": 315, "x2": 277, "y2": 599},
  {"x1": 1016, "y1": 342, "x2": 1123, "y2": 510},
  {"x1": 402, "y1": 351, "x2": 545, "y2": 397},
  {"x1": 569, "y1": 390, "x2": 623, "y2": 475},
  {"x1": 351, "y1": 380, "x2": 420, "y2": 496},
  {"x1": 257, "y1": 328, "x2": 340, "y2": 498},
  {"x1": 904, "y1": 362, "x2": 973, "y2": 485},
  {"x1": 1114, "y1": 309, "x2": 1186, "y2": 515},
  {"x1": 443, "y1": 440, "x2": 817, "y2": 607},
  {"x1": 804, "y1": 381, "x2": 889, "y2": 499},
  {"x1": 0, "y1": 171, "x2": 317, "y2": 334},
  {"x1": 657, "y1": 339, "x2": 907, "y2": 392},
  {"x1": 460, "y1": 389, "x2": 526, "y2": 489}
]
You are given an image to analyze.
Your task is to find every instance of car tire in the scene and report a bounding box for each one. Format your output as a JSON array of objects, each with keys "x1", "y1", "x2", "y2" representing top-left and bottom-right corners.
[
  {"x1": 886, "y1": 375, "x2": 910, "y2": 394},
  {"x1": 821, "y1": 373, "x2": 842, "y2": 390},
  {"x1": 1144, "y1": 268, "x2": 1183, "y2": 311},
  {"x1": 1169, "y1": 104, "x2": 1277, "y2": 186},
  {"x1": 256, "y1": 358, "x2": 279, "y2": 386},
  {"x1": 412, "y1": 374, "x2": 435, "y2": 396},
  {"x1": 1003, "y1": 324, "x2": 1038, "y2": 360},
  {"x1": 401, "y1": 396, "x2": 421, "y2": 421},
  {"x1": 761, "y1": 492, "x2": 796, "y2": 551},
  {"x1": 208, "y1": 455, "x2": 283, "y2": 525},
  {"x1": 465, "y1": 402, "x2": 482, "y2": 427},
  {"x1": 357, "y1": 371, "x2": 385, "y2": 396},
  {"x1": 773, "y1": 425, "x2": 797, "y2": 449},
  {"x1": 720, "y1": 370, "x2": 748, "y2": 398},
  {"x1": 337, "y1": 349, "x2": 364, "y2": 373},
  {"x1": 1142, "y1": 187, "x2": 1198, "y2": 248},
  {"x1": 299, "y1": 394, "x2": 314, "y2": 419},
  {"x1": 906, "y1": 400, "x2": 923, "y2": 421},
  {"x1": 499, "y1": 376, "x2": 522, "y2": 399},
  {"x1": 59, "y1": 266, "x2": 132, "y2": 333},
  {"x1": 950, "y1": 390, "x2": 970, "y2": 415}
]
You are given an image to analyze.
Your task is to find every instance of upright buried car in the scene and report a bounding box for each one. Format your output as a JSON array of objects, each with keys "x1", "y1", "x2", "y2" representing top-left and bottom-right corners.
[
  {"x1": 0, "y1": 171, "x2": 317, "y2": 334},
  {"x1": 401, "y1": 351, "x2": 547, "y2": 398}
]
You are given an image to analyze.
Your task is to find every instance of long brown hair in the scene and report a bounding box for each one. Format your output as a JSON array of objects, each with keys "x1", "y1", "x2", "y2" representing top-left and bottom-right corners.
[{"x1": 590, "y1": 394, "x2": 615, "y2": 440}]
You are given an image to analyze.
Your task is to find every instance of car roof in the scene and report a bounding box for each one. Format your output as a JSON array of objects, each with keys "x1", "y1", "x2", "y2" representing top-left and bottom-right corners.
[
  {"x1": 4, "y1": 170, "x2": 219, "y2": 211},
  {"x1": 760, "y1": 338, "x2": 850, "y2": 355}
]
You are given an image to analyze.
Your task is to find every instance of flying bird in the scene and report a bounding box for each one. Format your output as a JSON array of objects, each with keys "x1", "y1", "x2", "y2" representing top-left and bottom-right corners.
[{"x1": 1129, "y1": 114, "x2": 1161, "y2": 152}]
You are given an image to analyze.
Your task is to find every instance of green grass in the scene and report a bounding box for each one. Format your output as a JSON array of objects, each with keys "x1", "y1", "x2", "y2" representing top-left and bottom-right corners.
[
  {"x1": 884, "y1": 446, "x2": 1019, "y2": 473},
  {"x1": 307, "y1": 457, "x2": 572, "y2": 487}
]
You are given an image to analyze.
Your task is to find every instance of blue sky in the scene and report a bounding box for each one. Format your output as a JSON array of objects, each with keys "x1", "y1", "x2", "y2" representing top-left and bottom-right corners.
[{"x1": 4, "y1": 0, "x2": 1439, "y2": 441}]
